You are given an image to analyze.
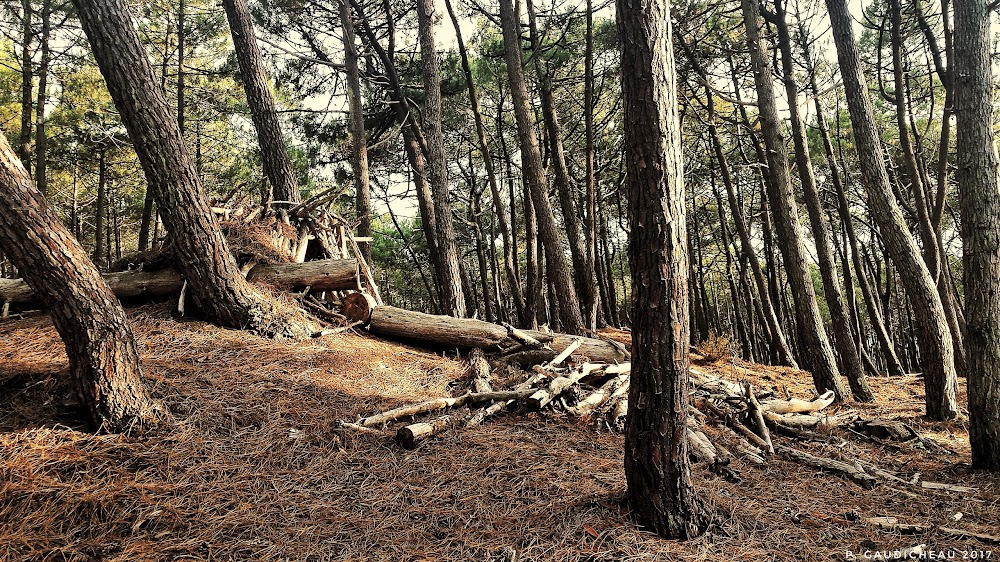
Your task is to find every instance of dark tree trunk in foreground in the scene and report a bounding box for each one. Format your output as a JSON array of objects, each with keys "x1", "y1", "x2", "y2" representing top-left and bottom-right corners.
[
  {"x1": 498, "y1": 0, "x2": 584, "y2": 334},
  {"x1": 825, "y1": 0, "x2": 958, "y2": 419},
  {"x1": 222, "y1": 0, "x2": 300, "y2": 205},
  {"x1": 742, "y1": 0, "x2": 847, "y2": 399},
  {"x1": 954, "y1": 0, "x2": 1000, "y2": 470},
  {"x1": 0, "y1": 132, "x2": 161, "y2": 432},
  {"x1": 618, "y1": 0, "x2": 709, "y2": 538},
  {"x1": 339, "y1": 0, "x2": 371, "y2": 265},
  {"x1": 74, "y1": 0, "x2": 315, "y2": 338},
  {"x1": 416, "y1": 0, "x2": 466, "y2": 317}
]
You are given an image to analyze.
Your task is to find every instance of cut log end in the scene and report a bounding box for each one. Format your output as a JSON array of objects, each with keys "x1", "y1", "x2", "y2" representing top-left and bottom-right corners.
[{"x1": 343, "y1": 292, "x2": 378, "y2": 325}]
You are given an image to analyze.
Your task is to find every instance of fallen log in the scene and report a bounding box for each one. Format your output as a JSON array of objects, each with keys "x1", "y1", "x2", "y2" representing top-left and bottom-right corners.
[
  {"x1": 397, "y1": 415, "x2": 453, "y2": 449},
  {"x1": 344, "y1": 304, "x2": 629, "y2": 365},
  {"x1": 358, "y1": 388, "x2": 537, "y2": 427},
  {"x1": 775, "y1": 444, "x2": 878, "y2": 488},
  {"x1": 761, "y1": 390, "x2": 835, "y2": 414},
  {"x1": 0, "y1": 258, "x2": 362, "y2": 307}
]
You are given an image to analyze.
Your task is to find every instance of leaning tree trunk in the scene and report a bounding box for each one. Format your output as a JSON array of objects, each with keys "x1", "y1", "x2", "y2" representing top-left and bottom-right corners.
[
  {"x1": 498, "y1": 0, "x2": 584, "y2": 334},
  {"x1": 18, "y1": 0, "x2": 32, "y2": 170},
  {"x1": 825, "y1": 0, "x2": 958, "y2": 419},
  {"x1": 73, "y1": 0, "x2": 316, "y2": 339},
  {"x1": 444, "y1": 0, "x2": 523, "y2": 321},
  {"x1": 416, "y1": 0, "x2": 466, "y2": 318},
  {"x1": 618, "y1": 0, "x2": 709, "y2": 538},
  {"x1": 525, "y1": 0, "x2": 599, "y2": 329},
  {"x1": 954, "y1": 0, "x2": 1000, "y2": 471},
  {"x1": 0, "y1": 131, "x2": 161, "y2": 432},
  {"x1": 339, "y1": 0, "x2": 372, "y2": 265},
  {"x1": 742, "y1": 0, "x2": 847, "y2": 399},
  {"x1": 222, "y1": 0, "x2": 300, "y2": 206},
  {"x1": 771, "y1": 2, "x2": 872, "y2": 401}
]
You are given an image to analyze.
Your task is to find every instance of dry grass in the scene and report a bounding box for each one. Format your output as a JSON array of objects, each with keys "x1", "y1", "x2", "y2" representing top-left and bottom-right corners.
[{"x1": 1, "y1": 307, "x2": 998, "y2": 561}]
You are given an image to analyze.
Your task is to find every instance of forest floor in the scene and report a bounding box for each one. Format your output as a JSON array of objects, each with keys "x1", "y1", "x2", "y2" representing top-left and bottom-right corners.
[{"x1": 1, "y1": 303, "x2": 998, "y2": 561}]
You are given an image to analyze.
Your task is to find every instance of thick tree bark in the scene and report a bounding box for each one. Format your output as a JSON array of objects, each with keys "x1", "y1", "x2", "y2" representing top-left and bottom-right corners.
[
  {"x1": 339, "y1": 0, "x2": 371, "y2": 265},
  {"x1": 497, "y1": 0, "x2": 584, "y2": 334},
  {"x1": 416, "y1": 0, "x2": 466, "y2": 317},
  {"x1": 825, "y1": 0, "x2": 958, "y2": 419},
  {"x1": 954, "y1": 0, "x2": 1000, "y2": 470},
  {"x1": 74, "y1": 0, "x2": 316, "y2": 338},
  {"x1": 618, "y1": 0, "x2": 709, "y2": 537},
  {"x1": 0, "y1": 131, "x2": 161, "y2": 432},
  {"x1": 771, "y1": 2, "x2": 872, "y2": 401},
  {"x1": 222, "y1": 0, "x2": 300, "y2": 205},
  {"x1": 742, "y1": 0, "x2": 847, "y2": 399}
]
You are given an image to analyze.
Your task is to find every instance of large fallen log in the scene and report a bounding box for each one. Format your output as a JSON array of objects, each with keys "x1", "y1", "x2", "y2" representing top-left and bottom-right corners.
[
  {"x1": 0, "y1": 259, "x2": 361, "y2": 307},
  {"x1": 342, "y1": 302, "x2": 629, "y2": 365}
]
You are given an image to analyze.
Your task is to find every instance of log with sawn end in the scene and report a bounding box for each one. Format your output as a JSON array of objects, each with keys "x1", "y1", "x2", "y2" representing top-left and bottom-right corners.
[
  {"x1": 344, "y1": 304, "x2": 629, "y2": 365},
  {"x1": 0, "y1": 258, "x2": 362, "y2": 307}
]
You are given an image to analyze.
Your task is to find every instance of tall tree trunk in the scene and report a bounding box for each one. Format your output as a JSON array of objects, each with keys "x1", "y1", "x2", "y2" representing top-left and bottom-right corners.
[
  {"x1": 177, "y1": 0, "x2": 185, "y2": 133},
  {"x1": 444, "y1": 0, "x2": 523, "y2": 319},
  {"x1": 339, "y1": 0, "x2": 371, "y2": 265},
  {"x1": 139, "y1": 18, "x2": 173, "y2": 252},
  {"x1": 525, "y1": 0, "x2": 598, "y2": 329},
  {"x1": 18, "y1": 0, "x2": 32, "y2": 170},
  {"x1": 93, "y1": 149, "x2": 107, "y2": 269},
  {"x1": 222, "y1": 0, "x2": 300, "y2": 205},
  {"x1": 498, "y1": 0, "x2": 584, "y2": 334},
  {"x1": 33, "y1": 0, "x2": 49, "y2": 196},
  {"x1": 796, "y1": 23, "x2": 905, "y2": 377},
  {"x1": 584, "y1": 0, "x2": 599, "y2": 328},
  {"x1": 0, "y1": 132, "x2": 162, "y2": 432},
  {"x1": 619, "y1": 0, "x2": 709, "y2": 537},
  {"x1": 742, "y1": 0, "x2": 846, "y2": 398},
  {"x1": 954, "y1": 0, "x2": 1000, "y2": 471},
  {"x1": 74, "y1": 0, "x2": 316, "y2": 338},
  {"x1": 416, "y1": 0, "x2": 466, "y2": 317},
  {"x1": 825, "y1": 0, "x2": 959, "y2": 419},
  {"x1": 684, "y1": 47, "x2": 796, "y2": 367},
  {"x1": 888, "y1": 0, "x2": 967, "y2": 374},
  {"x1": 771, "y1": 0, "x2": 872, "y2": 401}
]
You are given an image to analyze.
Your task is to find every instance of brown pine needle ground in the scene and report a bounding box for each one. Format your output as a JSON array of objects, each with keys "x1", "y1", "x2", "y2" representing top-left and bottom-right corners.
[{"x1": 1, "y1": 306, "x2": 998, "y2": 561}]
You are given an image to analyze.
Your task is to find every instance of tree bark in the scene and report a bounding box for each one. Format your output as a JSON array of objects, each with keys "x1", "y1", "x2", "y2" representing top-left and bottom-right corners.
[
  {"x1": 0, "y1": 131, "x2": 161, "y2": 432},
  {"x1": 824, "y1": 0, "x2": 958, "y2": 419},
  {"x1": 954, "y1": 0, "x2": 1000, "y2": 470},
  {"x1": 222, "y1": 0, "x2": 300, "y2": 205},
  {"x1": 618, "y1": 0, "x2": 710, "y2": 537},
  {"x1": 416, "y1": 0, "x2": 466, "y2": 317},
  {"x1": 742, "y1": 0, "x2": 847, "y2": 399},
  {"x1": 497, "y1": 0, "x2": 584, "y2": 334},
  {"x1": 74, "y1": 0, "x2": 317, "y2": 338}
]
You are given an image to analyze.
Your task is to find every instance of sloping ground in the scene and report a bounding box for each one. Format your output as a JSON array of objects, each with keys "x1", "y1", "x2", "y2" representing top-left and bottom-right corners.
[{"x1": 1, "y1": 307, "x2": 997, "y2": 561}]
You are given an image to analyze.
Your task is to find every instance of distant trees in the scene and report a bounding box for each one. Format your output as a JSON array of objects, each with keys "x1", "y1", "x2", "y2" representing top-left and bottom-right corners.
[{"x1": 619, "y1": 0, "x2": 709, "y2": 538}]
